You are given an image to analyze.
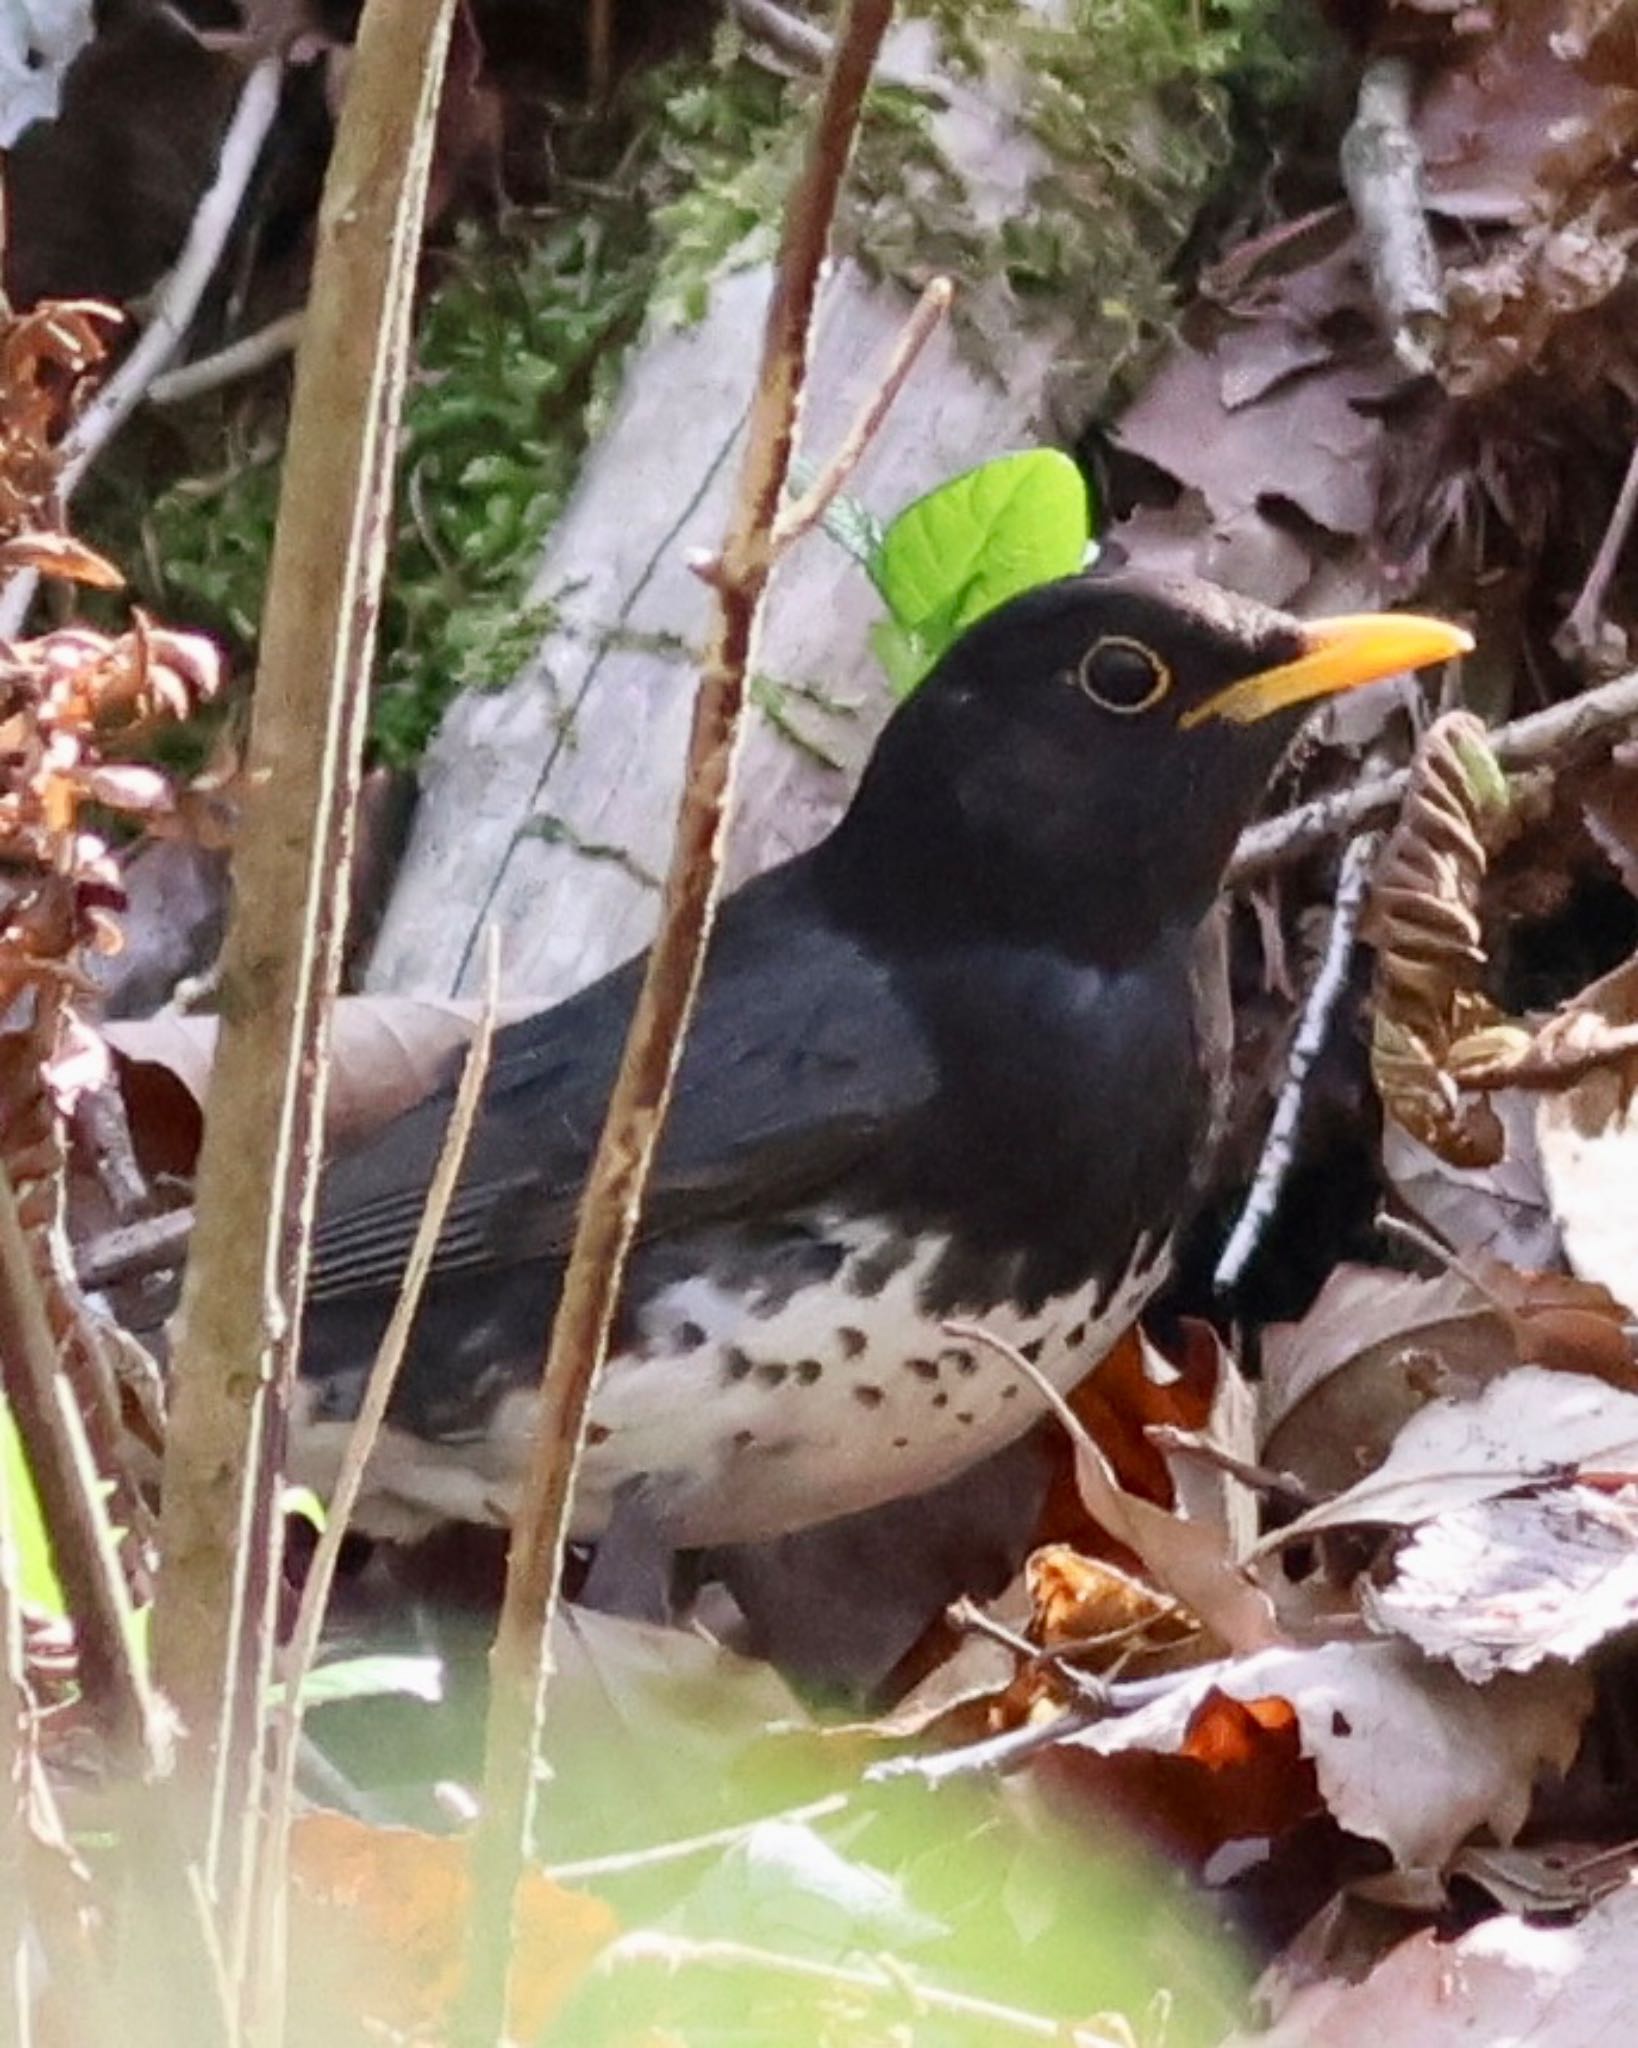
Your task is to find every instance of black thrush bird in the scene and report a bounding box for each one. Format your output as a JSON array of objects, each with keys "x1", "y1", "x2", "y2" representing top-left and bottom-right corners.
[{"x1": 293, "y1": 574, "x2": 1469, "y2": 1548}]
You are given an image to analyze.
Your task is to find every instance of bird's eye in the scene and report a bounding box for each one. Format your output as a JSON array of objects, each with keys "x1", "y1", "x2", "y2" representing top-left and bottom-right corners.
[{"x1": 1074, "y1": 637, "x2": 1172, "y2": 715}]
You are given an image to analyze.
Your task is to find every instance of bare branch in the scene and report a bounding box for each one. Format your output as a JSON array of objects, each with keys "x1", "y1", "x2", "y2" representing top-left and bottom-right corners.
[
  {"x1": 251, "y1": 934, "x2": 498, "y2": 2045},
  {"x1": 1227, "y1": 659, "x2": 1638, "y2": 884},
  {"x1": 772, "y1": 274, "x2": 953, "y2": 552},
  {"x1": 0, "y1": 60, "x2": 285, "y2": 642},
  {"x1": 148, "y1": 309, "x2": 305, "y2": 408},
  {"x1": 1214, "y1": 830, "x2": 1381, "y2": 1290},
  {"x1": 577, "y1": 1932, "x2": 1134, "y2": 2047},
  {"x1": 456, "y1": 2, "x2": 901, "y2": 2038},
  {"x1": 0, "y1": 1161, "x2": 157, "y2": 1769},
  {"x1": 1559, "y1": 434, "x2": 1638, "y2": 665},
  {"x1": 1340, "y1": 54, "x2": 1445, "y2": 375},
  {"x1": 730, "y1": 0, "x2": 833, "y2": 71},
  {"x1": 148, "y1": 0, "x2": 457, "y2": 1963}
]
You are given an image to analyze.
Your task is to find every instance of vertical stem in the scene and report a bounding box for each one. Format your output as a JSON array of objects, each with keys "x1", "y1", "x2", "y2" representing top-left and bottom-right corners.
[
  {"x1": 454, "y1": 1, "x2": 896, "y2": 2040},
  {"x1": 149, "y1": 0, "x2": 457, "y2": 1938}
]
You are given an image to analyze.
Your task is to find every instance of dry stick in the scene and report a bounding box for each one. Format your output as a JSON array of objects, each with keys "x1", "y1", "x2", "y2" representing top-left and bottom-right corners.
[
  {"x1": 1560, "y1": 433, "x2": 1638, "y2": 658},
  {"x1": 454, "y1": 3, "x2": 898, "y2": 2039},
  {"x1": 579, "y1": 1931, "x2": 1133, "y2": 2047},
  {"x1": 0, "y1": 1393, "x2": 31, "y2": 2048},
  {"x1": 0, "y1": 1160, "x2": 154, "y2": 1767},
  {"x1": 730, "y1": 0, "x2": 833, "y2": 70},
  {"x1": 0, "y1": 58, "x2": 285, "y2": 643},
  {"x1": 772, "y1": 274, "x2": 952, "y2": 551},
  {"x1": 1214, "y1": 829, "x2": 1382, "y2": 1291},
  {"x1": 250, "y1": 936, "x2": 499, "y2": 2047},
  {"x1": 1226, "y1": 659, "x2": 1638, "y2": 884},
  {"x1": 149, "y1": 0, "x2": 456, "y2": 1946},
  {"x1": 148, "y1": 309, "x2": 305, "y2": 408},
  {"x1": 1340, "y1": 54, "x2": 1444, "y2": 376}
]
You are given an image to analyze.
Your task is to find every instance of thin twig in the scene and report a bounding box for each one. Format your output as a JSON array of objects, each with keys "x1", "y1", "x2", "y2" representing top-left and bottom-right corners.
[
  {"x1": 1146, "y1": 1428, "x2": 1320, "y2": 1511},
  {"x1": 546, "y1": 1792, "x2": 850, "y2": 1883},
  {"x1": 252, "y1": 932, "x2": 499, "y2": 2048},
  {"x1": 865, "y1": 1662, "x2": 1227, "y2": 1789},
  {"x1": 456, "y1": 4, "x2": 899, "y2": 2039},
  {"x1": 1214, "y1": 830, "x2": 1381, "y2": 1291},
  {"x1": 0, "y1": 60, "x2": 285, "y2": 643},
  {"x1": 578, "y1": 1931, "x2": 1134, "y2": 2047},
  {"x1": 1340, "y1": 54, "x2": 1445, "y2": 375},
  {"x1": 1226, "y1": 659, "x2": 1638, "y2": 884},
  {"x1": 75, "y1": 1209, "x2": 193, "y2": 1293},
  {"x1": 772, "y1": 275, "x2": 952, "y2": 550},
  {"x1": 865, "y1": 1704, "x2": 1106, "y2": 1784},
  {"x1": 729, "y1": 0, "x2": 833, "y2": 70},
  {"x1": 148, "y1": 0, "x2": 456, "y2": 1980},
  {"x1": 0, "y1": 1392, "x2": 33, "y2": 2048},
  {"x1": 0, "y1": 1161, "x2": 155, "y2": 1768},
  {"x1": 148, "y1": 309, "x2": 305, "y2": 408},
  {"x1": 1559, "y1": 434, "x2": 1638, "y2": 662}
]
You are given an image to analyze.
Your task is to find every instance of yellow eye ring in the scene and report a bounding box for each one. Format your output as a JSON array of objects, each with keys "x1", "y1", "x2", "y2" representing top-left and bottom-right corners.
[{"x1": 1075, "y1": 636, "x2": 1172, "y2": 715}]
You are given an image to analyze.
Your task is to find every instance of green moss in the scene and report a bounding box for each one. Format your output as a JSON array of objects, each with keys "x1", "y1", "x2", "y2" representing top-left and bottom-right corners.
[{"x1": 850, "y1": 0, "x2": 1325, "y2": 401}]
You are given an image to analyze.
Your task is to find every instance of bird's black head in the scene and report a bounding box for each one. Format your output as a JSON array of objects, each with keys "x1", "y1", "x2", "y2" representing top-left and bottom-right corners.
[{"x1": 823, "y1": 572, "x2": 1470, "y2": 967}]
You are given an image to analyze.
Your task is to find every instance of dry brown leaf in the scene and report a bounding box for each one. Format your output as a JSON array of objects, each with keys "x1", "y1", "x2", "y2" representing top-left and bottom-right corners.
[
  {"x1": 1027, "y1": 1546, "x2": 1194, "y2": 1658},
  {"x1": 1023, "y1": 1332, "x2": 1279, "y2": 1655},
  {"x1": 1055, "y1": 1639, "x2": 1589, "y2": 1872},
  {"x1": 1262, "y1": 1366, "x2": 1638, "y2": 1548},
  {"x1": 288, "y1": 1809, "x2": 617, "y2": 2042},
  {"x1": 1534, "y1": 955, "x2": 1638, "y2": 1313},
  {"x1": 1261, "y1": 1264, "x2": 1513, "y2": 1497},
  {"x1": 1363, "y1": 1481, "x2": 1638, "y2": 1680},
  {"x1": 1231, "y1": 1868, "x2": 1638, "y2": 2046},
  {"x1": 1036, "y1": 1682, "x2": 1319, "y2": 1867}
]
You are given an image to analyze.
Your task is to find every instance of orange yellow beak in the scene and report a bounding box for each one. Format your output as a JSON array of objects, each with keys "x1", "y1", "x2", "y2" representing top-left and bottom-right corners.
[{"x1": 1179, "y1": 612, "x2": 1474, "y2": 729}]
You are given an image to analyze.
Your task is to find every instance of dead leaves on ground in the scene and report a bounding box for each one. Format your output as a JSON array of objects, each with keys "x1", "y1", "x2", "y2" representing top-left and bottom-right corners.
[{"x1": 288, "y1": 1811, "x2": 617, "y2": 2044}]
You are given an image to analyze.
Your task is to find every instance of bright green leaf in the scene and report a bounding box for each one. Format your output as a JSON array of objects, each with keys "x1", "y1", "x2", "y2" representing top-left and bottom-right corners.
[
  {"x1": 871, "y1": 450, "x2": 1093, "y2": 693},
  {"x1": 0, "y1": 1391, "x2": 65, "y2": 1618}
]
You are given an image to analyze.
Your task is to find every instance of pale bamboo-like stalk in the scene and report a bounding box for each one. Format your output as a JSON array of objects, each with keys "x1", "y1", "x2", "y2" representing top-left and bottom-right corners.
[
  {"x1": 454, "y1": 2, "x2": 899, "y2": 2038},
  {"x1": 149, "y1": 0, "x2": 457, "y2": 1959}
]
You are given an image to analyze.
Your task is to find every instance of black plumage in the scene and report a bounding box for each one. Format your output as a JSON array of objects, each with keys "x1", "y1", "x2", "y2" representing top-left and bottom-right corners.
[{"x1": 293, "y1": 572, "x2": 1468, "y2": 1545}]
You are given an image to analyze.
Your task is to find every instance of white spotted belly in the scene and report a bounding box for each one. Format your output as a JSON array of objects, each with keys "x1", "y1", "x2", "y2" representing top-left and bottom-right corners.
[{"x1": 290, "y1": 1218, "x2": 1168, "y2": 1548}]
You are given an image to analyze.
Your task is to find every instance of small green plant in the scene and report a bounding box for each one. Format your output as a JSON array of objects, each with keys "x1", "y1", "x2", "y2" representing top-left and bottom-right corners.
[{"x1": 861, "y1": 448, "x2": 1097, "y2": 693}]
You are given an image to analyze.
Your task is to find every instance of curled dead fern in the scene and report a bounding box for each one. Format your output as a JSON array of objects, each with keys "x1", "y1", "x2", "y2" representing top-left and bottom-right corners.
[
  {"x1": 1364, "y1": 710, "x2": 1525, "y2": 1165},
  {"x1": 0, "y1": 296, "x2": 221, "y2": 1620}
]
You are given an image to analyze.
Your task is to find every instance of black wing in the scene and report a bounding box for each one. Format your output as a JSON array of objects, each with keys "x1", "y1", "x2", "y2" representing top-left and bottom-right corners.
[{"x1": 304, "y1": 855, "x2": 937, "y2": 1318}]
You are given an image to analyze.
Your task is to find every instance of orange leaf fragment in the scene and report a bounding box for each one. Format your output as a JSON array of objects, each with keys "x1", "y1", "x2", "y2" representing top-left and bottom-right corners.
[{"x1": 289, "y1": 1810, "x2": 617, "y2": 2042}]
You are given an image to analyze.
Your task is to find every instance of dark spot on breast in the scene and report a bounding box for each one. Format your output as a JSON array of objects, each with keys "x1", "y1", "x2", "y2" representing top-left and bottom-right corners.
[
  {"x1": 1001, "y1": 1383, "x2": 1020, "y2": 1400},
  {"x1": 838, "y1": 1326, "x2": 868, "y2": 1358},
  {"x1": 847, "y1": 1234, "x2": 914, "y2": 1299},
  {"x1": 795, "y1": 1358, "x2": 823, "y2": 1384},
  {"x1": 931, "y1": 1392, "x2": 949, "y2": 1409},
  {"x1": 955, "y1": 1410, "x2": 976, "y2": 1426},
  {"x1": 754, "y1": 1362, "x2": 788, "y2": 1387},
  {"x1": 722, "y1": 1347, "x2": 754, "y2": 1383},
  {"x1": 675, "y1": 1320, "x2": 707, "y2": 1351},
  {"x1": 907, "y1": 1357, "x2": 939, "y2": 1381},
  {"x1": 853, "y1": 1384, "x2": 886, "y2": 1408},
  {"x1": 586, "y1": 1423, "x2": 610, "y2": 1446},
  {"x1": 892, "y1": 1436, "x2": 909, "y2": 1449},
  {"x1": 942, "y1": 1347, "x2": 978, "y2": 1377},
  {"x1": 1020, "y1": 1337, "x2": 1045, "y2": 1364},
  {"x1": 732, "y1": 1428, "x2": 756, "y2": 1450},
  {"x1": 1066, "y1": 1322, "x2": 1088, "y2": 1349}
]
